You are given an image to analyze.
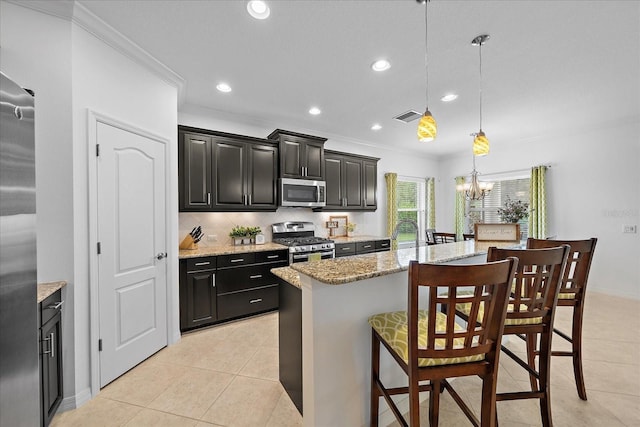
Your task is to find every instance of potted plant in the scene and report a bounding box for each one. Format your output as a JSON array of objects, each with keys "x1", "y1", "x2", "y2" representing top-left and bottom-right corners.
[
  {"x1": 229, "y1": 225, "x2": 249, "y2": 245},
  {"x1": 497, "y1": 196, "x2": 530, "y2": 223},
  {"x1": 346, "y1": 222, "x2": 356, "y2": 237},
  {"x1": 246, "y1": 226, "x2": 262, "y2": 243}
]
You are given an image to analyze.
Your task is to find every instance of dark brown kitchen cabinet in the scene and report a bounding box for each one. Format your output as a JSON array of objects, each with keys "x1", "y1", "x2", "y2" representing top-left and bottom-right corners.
[
  {"x1": 321, "y1": 150, "x2": 379, "y2": 211},
  {"x1": 267, "y1": 129, "x2": 326, "y2": 180},
  {"x1": 179, "y1": 126, "x2": 278, "y2": 212},
  {"x1": 39, "y1": 290, "x2": 63, "y2": 427},
  {"x1": 180, "y1": 132, "x2": 213, "y2": 210},
  {"x1": 180, "y1": 257, "x2": 217, "y2": 331},
  {"x1": 179, "y1": 250, "x2": 288, "y2": 332},
  {"x1": 335, "y1": 239, "x2": 390, "y2": 258},
  {"x1": 216, "y1": 249, "x2": 288, "y2": 321}
]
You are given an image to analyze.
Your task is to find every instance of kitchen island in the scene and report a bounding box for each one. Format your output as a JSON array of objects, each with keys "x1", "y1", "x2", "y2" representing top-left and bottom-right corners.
[{"x1": 283, "y1": 240, "x2": 518, "y2": 427}]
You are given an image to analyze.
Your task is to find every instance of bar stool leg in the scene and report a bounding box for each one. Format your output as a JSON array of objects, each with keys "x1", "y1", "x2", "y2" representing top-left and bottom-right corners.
[
  {"x1": 428, "y1": 379, "x2": 441, "y2": 427},
  {"x1": 572, "y1": 301, "x2": 588, "y2": 401},
  {"x1": 539, "y1": 326, "x2": 553, "y2": 427},
  {"x1": 526, "y1": 332, "x2": 539, "y2": 391},
  {"x1": 370, "y1": 331, "x2": 380, "y2": 426}
]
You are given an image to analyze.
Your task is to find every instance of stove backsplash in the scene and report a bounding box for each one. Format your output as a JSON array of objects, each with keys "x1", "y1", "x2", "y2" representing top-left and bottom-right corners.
[{"x1": 179, "y1": 210, "x2": 379, "y2": 247}]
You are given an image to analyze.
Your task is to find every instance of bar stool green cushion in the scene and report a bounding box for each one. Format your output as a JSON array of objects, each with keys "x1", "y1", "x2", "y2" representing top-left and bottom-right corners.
[{"x1": 368, "y1": 310, "x2": 485, "y2": 367}]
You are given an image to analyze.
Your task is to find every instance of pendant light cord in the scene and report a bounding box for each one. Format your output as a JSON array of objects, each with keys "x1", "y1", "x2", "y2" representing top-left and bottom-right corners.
[{"x1": 478, "y1": 40, "x2": 483, "y2": 131}]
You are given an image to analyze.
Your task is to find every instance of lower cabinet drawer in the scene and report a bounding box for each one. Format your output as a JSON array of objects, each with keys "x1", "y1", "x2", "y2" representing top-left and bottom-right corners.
[{"x1": 217, "y1": 285, "x2": 278, "y2": 320}]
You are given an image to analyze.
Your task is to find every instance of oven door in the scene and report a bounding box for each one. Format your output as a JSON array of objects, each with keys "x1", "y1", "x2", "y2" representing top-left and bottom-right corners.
[
  {"x1": 280, "y1": 178, "x2": 326, "y2": 207},
  {"x1": 291, "y1": 250, "x2": 335, "y2": 263}
]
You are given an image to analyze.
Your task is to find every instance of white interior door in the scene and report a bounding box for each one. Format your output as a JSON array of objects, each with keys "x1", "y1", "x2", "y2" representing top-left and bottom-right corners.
[{"x1": 96, "y1": 121, "x2": 167, "y2": 387}]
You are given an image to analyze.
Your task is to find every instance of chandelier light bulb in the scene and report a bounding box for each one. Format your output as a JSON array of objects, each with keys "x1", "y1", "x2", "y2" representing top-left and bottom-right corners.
[{"x1": 417, "y1": 110, "x2": 437, "y2": 142}]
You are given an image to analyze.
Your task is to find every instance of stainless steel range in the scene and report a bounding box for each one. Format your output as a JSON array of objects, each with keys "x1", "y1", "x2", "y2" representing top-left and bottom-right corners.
[{"x1": 272, "y1": 221, "x2": 335, "y2": 264}]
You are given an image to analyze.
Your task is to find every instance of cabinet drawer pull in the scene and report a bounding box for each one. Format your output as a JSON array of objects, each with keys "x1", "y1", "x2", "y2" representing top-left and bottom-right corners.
[
  {"x1": 195, "y1": 261, "x2": 210, "y2": 266},
  {"x1": 230, "y1": 258, "x2": 244, "y2": 263},
  {"x1": 380, "y1": 243, "x2": 389, "y2": 247},
  {"x1": 341, "y1": 247, "x2": 351, "y2": 251},
  {"x1": 249, "y1": 275, "x2": 262, "y2": 279},
  {"x1": 47, "y1": 301, "x2": 64, "y2": 310},
  {"x1": 363, "y1": 245, "x2": 372, "y2": 249},
  {"x1": 267, "y1": 255, "x2": 279, "y2": 259},
  {"x1": 249, "y1": 298, "x2": 263, "y2": 304}
]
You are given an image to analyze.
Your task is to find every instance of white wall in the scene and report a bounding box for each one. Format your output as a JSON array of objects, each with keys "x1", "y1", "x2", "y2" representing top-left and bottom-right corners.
[
  {"x1": 0, "y1": 0, "x2": 78, "y2": 407},
  {"x1": 178, "y1": 104, "x2": 440, "y2": 242},
  {"x1": 438, "y1": 120, "x2": 640, "y2": 299},
  {"x1": 71, "y1": 15, "x2": 179, "y2": 402}
]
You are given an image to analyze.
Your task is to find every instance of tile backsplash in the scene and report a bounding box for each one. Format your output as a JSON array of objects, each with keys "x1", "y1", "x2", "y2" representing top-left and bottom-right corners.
[{"x1": 179, "y1": 209, "x2": 379, "y2": 247}]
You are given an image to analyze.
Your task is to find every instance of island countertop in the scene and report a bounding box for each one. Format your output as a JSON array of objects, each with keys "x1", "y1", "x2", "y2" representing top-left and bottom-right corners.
[{"x1": 289, "y1": 240, "x2": 520, "y2": 285}]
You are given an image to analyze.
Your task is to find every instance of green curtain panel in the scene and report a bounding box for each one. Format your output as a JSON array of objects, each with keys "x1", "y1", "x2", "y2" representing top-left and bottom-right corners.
[
  {"x1": 454, "y1": 176, "x2": 466, "y2": 241},
  {"x1": 426, "y1": 177, "x2": 436, "y2": 229},
  {"x1": 385, "y1": 173, "x2": 398, "y2": 249},
  {"x1": 529, "y1": 165, "x2": 548, "y2": 239}
]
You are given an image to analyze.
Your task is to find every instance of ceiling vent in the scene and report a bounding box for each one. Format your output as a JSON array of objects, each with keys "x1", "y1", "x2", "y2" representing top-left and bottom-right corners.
[{"x1": 393, "y1": 110, "x2": 422, "y2": 123}]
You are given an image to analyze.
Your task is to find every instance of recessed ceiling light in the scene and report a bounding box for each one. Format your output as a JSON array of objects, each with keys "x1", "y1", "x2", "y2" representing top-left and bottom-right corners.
[
  {"x1": 371, "y1": 59, "x2": 391, "y2": 72},
  {"x1": 216, "y1": 82, "x2": 232, "y2": 93},
  {"x1": 308, "y1": 107, "x2": 321, "y2": 115},
  {"x1": 247, "y1": 1, "x2": 270, "y2": 20},
  {"x1": 441, "y1": 93, "x2": 458, "y2": 102},
  {"x1": 371, "y1": 123, "x2": 382, "y2": 131}
]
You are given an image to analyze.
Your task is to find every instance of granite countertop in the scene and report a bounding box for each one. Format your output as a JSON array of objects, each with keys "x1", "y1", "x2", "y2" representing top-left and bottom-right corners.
[
  {"x1": 37, "y1": 281, "x2": 67, "y2": 303},
  {"x1": 330, "y1": 235, "x2": 390, "y2": 244},
  {"x1": 290, "y1": 240, "x2": 521, "y2": 285},
  {"x1": 271, "y1": 266, "x2": 302, "y2": 289},
  {"x1": 179, "y1": 242, "x2": 288, "y2": 259}
]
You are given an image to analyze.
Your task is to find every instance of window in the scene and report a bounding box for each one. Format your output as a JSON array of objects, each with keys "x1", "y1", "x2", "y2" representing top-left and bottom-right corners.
[
  {"x1": 468, "y1": 177, "x2": 530, "y2": 237},
  {"x1": 396, "y1": 177, "x2": 429, "y2": 246}
]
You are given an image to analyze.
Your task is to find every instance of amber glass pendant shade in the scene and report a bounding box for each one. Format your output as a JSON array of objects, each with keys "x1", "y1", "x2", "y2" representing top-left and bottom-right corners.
[
  {"x1": 473, "y1": 131, "x2": 489, "y2": 156},
  {"x1": 417, "y1": 110, "x2": 437, "y2": 142}
]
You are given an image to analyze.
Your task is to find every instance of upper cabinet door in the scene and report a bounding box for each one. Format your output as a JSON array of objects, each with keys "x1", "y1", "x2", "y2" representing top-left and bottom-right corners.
[
  {"x1": 180, "y1": 133, "x2": 212, "y2": 210},
  {"x1": 362, "y1": 159, "x2": 378, "y2": 210},
  {"x1": 247, "y1": 143, "x2": 278, "y2": 210},
  {"x1": 212, "y1": 138, "x2": 247, "y2": 208},
  {"x1": 268, "y1": 129, "x2": 327, "y2": 180},
  {"x1": 324, "y1": 154, "x2": 343, "y2": 209},
  {"x1": 343, "y1": 158, "x2": 363, "y2": 209}
]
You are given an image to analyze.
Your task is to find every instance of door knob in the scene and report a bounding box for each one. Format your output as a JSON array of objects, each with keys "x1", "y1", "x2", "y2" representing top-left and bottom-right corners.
[{"x1": 156, "y1": 252, "x2": 168, "y2": 260}]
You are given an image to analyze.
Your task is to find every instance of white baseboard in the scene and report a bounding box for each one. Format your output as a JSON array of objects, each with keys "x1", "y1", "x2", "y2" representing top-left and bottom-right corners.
[{"x1": 56, "y1": 387, "x2": 92, "y2": 413}]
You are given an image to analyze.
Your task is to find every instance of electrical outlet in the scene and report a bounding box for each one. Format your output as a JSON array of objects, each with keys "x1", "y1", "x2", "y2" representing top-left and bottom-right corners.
[
  {"x1": 623, "y1": 225, "x2": 637, "y2": 234},
  {"x1": 207, "y1": 234, "x2": 217, "y2": 242}
]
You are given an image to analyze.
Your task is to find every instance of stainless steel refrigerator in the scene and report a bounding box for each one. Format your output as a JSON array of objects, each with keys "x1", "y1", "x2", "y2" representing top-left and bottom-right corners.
[{"x1": 0, "y1": 71, "x2": 39, "y2": 426}]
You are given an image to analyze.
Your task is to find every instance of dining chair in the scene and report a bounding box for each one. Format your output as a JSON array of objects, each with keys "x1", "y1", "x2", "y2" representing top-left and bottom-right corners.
[
  {"x1": 432, "y1": 232, "x2": 456, "y2": 244},
  {"x1": 448, "y1": 245, "x2": 570, "y2": 426},
  {"x1": 463, "y1": 233, "x2": 475, "y2": 241},
  {"x1": 425, "y1": 228, "x2": 436, "y2": 245},
  {"x1": 526, "y1": 237, "x2": 597, "y2": 400},
  {"x1": 369, "y1": 258, "x2": 518, "y2": 426}
]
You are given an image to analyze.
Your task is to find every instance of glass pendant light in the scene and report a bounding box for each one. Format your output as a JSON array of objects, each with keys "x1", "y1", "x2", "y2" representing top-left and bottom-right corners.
[
  {"x1": 472, "y1": 34, "x2": 490, "y2": 156},
  {"x1": 417, "y1": 0, "x2": 437, "y2": 142}
]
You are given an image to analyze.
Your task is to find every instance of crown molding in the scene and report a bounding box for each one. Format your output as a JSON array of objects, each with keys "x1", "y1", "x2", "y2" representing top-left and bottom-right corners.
[{"x1": 5, "y1": 0, "x2": 186, "y2": 104}]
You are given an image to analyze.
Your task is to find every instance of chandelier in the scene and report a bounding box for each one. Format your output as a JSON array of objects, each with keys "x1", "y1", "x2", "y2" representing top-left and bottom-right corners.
[
  {"x1": 456, "y1": 154, "x2": 494, "y2": 200},
  {"x1": 416, "y1": 0, "x2": 437, "y2": 142}
]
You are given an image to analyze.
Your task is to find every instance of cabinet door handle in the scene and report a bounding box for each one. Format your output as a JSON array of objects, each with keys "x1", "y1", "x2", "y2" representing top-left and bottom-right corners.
[
  {"x1": 47, "y1": 301, "x2": 64, "y2": 311},
  {"x1": 42, "y1": 335, "x2": 52, "y2": 356},
  {"x1": 248, "y1": 194, "x2": 252, "y2": 205},
  {"x1": 363, "y1": 245, "x2": 372, "y2": 249},
  {"x1": 195, "y1": 261, "x2": 210, "y2": 266},
  {"x1": 49, "y1": 333, "x2": 55, "y2": 358},
  {"x1": 207, "y1": 192, "x2": 211, "y2": 205},
  {"x1": 230, "y1": 258, "x2": 244, "y2": 263},
  {"x1": 266, "y1": 255, "x2": 279, "y2": 259},
  {"x1": 249, "y1": 274, "x2": 262, "y2": 279},
  {"x1": 211, "y1": 275, "x2": 215, "y2": 288},
  {"x1": 249, "y1": 298, "x2": 263, "y2": 304}
]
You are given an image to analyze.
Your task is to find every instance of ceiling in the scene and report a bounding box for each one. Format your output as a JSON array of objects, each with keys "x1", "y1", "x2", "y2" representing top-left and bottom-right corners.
[{"x1": 78, "y1": 0, "x2": 639, "y2": 158}]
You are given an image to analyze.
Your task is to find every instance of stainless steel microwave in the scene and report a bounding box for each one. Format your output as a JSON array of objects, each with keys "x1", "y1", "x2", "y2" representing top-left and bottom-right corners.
[{"x1": 279, "y1": 178, "x2": 326, "y2": 207}]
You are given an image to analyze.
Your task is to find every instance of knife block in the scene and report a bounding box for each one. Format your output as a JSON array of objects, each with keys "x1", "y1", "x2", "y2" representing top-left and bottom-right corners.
[{"x1": 179, "y1": 234, "x2": 198, "y2": 250}]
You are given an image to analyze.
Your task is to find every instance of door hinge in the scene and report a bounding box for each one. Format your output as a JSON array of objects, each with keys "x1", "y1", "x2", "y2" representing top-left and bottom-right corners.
[
  {"x1": 98, "y1": 339, "x2": 102, "y2": 351},
  {"x1": 96, "y1": 144, "x2": 100, "y2": 157},
  {"x1": 97, "y1": 242, "x2": 101, "y2": 254}
]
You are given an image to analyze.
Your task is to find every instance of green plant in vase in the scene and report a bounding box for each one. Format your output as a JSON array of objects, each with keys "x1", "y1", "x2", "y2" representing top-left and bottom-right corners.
[
  {"x1": 497, "y1": 197, "x2": 530, "y2": 223},
  {"x1": 346, "y1": 222, "x2": 356, "y2": 237}
]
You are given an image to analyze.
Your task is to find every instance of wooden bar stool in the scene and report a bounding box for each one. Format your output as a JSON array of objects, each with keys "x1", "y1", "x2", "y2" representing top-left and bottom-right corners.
[
  {"x1": 526, "y1": 238, "x2": 597, "y2": 400},
  {"x1": 432, "y1": 232, "x2": 456, "y2": 244},
  {"x1": 450, "y1": 245, "x2": 570, "y2": 427},
  {"x1": 369, "y1": 258, "x2": 518, "y2": 426}
]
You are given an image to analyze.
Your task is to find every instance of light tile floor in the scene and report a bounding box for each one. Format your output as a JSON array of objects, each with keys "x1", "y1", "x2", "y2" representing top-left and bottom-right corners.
[{"x1": 53, "y1": 291, "x2": 639, "y2": 426}]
